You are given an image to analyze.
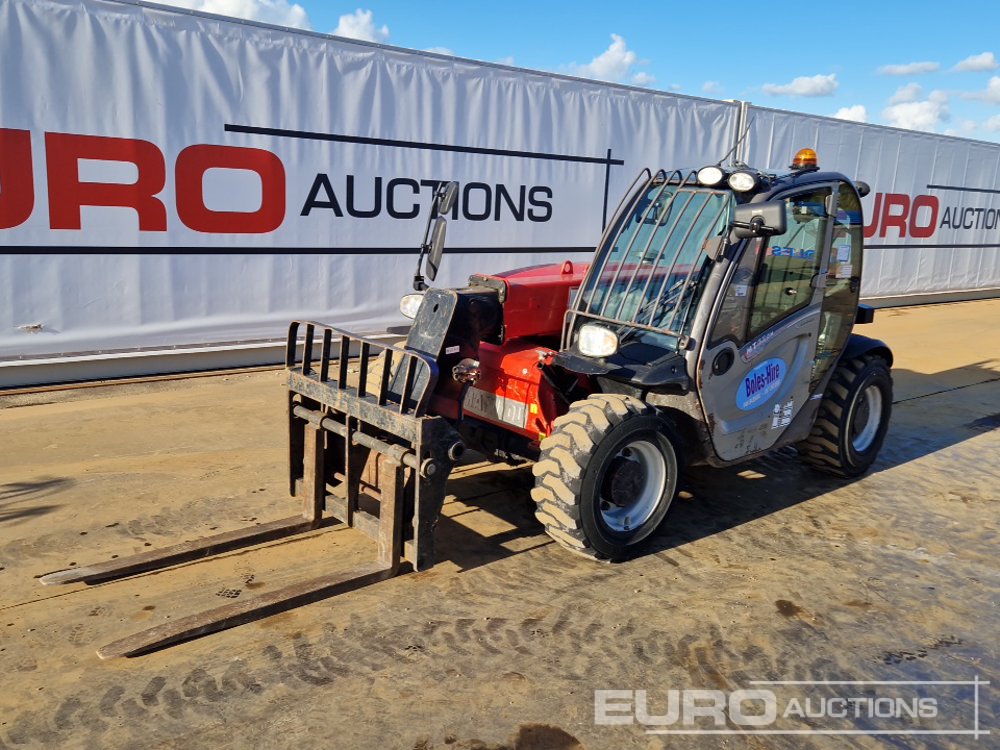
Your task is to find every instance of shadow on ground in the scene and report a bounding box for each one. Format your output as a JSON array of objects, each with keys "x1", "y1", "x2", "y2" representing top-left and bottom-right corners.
[
  {"x1": 435, "y1": 361, "x2": 1000, "y2": 566},
  {"x1": 0, "y1": 477, "x2": 74, "y2": 524}
]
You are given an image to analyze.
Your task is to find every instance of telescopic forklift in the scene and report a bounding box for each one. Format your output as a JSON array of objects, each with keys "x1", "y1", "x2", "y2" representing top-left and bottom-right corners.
[{"x1": 42, "y1": 148, "x2": 892, "y2": 657}]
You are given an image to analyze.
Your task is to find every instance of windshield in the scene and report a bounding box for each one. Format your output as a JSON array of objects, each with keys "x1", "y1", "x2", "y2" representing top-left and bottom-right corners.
[{"x1": 575, "y1": 180, "x2": 733, "y2": 346}]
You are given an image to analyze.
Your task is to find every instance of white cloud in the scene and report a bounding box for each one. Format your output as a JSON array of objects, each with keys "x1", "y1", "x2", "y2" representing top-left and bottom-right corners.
[
  {"x1": 631, "y1": 71, "x2": 656, "y2": 86},
  {"x1": 943, "y1": 120, "x2": 978, "y2": 137},
  {"x1": 495, "y1": 56, "x2": 516, "y2": 66},
  {"x1": 425, "y1": 46, "x2": 454, "y2": 56},
  {"x1": 882, "y1": 90, "x2": 949, "y2": 132},
  {"x1": 984, "y1": 114, "x2": 1000, "y2": 131},
  {"x1": 954, "y1": 52, "x2": 998, "y2": 72},
  {"x1": 566, "y1": 34, "x2": 651, "y2": 84},
  {"x1": 762, "y1": 74, "x2": 838, "y2": 97},
  {"x1": 332, "y1": 8, "x2": 389, "y2": 43},
  {"x1": 961, "y1": 76, "x2": 1000, "y2": 103},
  {"x1": 877, "y1": 61, "x2": 940, "y2": 76},
  {"x1": 833, "y1": 105, "x2": 868, "y2": 123},
  {"x1": 889, "y1": 82, "x2": 922, "y2": 105},
  {"x1": 156, "y1": 0, "x2": 310, "y2": 28},
  {"x1": 702, "y1": 81, "x2": 721, "y2": 94}
]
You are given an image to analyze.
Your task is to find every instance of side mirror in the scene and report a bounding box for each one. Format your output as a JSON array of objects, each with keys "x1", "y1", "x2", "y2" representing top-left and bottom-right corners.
[
  {"x1": 426, "y1": 217, "x2": 447, "y2": 281},
  {"x1": 732, "y1": 200, "x2": 787, "y2": 239},
  {"x1": 413, "y1": 182, "x2": 457, "y2": 291},
  {"x1": 437, "y1": 181, "x2": 459, "y2": 215}
]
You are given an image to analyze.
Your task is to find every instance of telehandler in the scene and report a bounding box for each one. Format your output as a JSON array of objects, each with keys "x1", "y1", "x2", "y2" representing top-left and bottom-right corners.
[{"x1": 42, "y1": 148, "x2": 892, "y2": 658}]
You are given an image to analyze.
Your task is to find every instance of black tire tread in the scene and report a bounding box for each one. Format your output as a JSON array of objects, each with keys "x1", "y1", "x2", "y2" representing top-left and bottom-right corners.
[
  {"x1": 800, "y1": 354, "x2": 890, "y2": 478},
  {"x1": 531, "y1": 394, "x2": 654, "y2": 559}
]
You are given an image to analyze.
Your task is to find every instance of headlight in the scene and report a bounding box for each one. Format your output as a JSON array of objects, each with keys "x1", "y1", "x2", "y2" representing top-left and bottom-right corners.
[
  {"x1": 727, "y1": 171, "x2": 759, "y2": 192},
  {"x1": 399, "y1": 293, "x2": 424, "y2": 319},
  {"x1": 697, "y1": 166, "x2": 725, "y2": 186},
  {"x1": 578, "y1": 324, "x2": 619, "y2": 358}
]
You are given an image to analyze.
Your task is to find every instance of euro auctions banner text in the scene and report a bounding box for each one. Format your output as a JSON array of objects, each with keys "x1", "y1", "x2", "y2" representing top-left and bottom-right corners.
[
  {"x1": 2, "y1": 0, "x2": 999, "y2": 372},
  {"x1": 0, "y1": 0, "x2": 738, "y2": 361},
  {"x1": 745, "y1": 107, "x2": 1000, "y2": 300}
]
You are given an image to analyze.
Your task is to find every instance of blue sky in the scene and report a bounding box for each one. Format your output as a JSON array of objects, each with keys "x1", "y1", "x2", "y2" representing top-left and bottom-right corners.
[{"x1": 160, "y1": 0, "x2": 1000, "y2": 143}]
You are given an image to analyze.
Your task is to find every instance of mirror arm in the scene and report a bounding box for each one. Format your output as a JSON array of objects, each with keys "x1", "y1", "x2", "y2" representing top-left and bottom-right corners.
[
  {"x1": 412, "y1": 206, "x2": 439, "y2": 291},
  {"x1": 411, "y1": 181, "x2": 457, "y2": 291},
  {"x1": 731, "y1": 218, "x2": 781, "y2": 239}
]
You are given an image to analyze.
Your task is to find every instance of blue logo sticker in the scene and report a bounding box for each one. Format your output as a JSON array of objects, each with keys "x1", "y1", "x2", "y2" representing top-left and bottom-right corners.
[{"x1": 737, "y1": 358, "x2": 786, "y2": 411}]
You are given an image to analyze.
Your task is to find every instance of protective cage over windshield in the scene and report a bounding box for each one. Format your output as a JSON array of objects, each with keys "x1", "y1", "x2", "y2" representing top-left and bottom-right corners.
[{"x1": 566, "y1": 170, "x2": 733, "y2": 350}]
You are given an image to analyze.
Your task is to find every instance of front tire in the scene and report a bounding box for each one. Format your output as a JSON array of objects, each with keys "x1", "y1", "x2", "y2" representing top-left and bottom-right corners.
[
  {"x1": 531, "y1": 394, "x2": 679, "y2": 560},
  {"x1": 799, "y1": 355, "x2": 892, "y2": 477}
]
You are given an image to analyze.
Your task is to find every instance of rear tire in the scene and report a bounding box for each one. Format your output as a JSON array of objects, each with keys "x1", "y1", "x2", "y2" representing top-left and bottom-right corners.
[
  {"x1": 799, "y1": 355, "x2": 892, "y2": 477},
  {"x1": 531, "y1": 394, "x2": 679, "y2": 560}
]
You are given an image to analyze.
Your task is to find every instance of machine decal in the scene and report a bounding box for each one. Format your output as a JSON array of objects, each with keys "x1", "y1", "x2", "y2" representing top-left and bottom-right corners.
[
  {"x1": 463, "y1": 387, "x2": 529, "y2": 428},
  {"x1": 737, "y1": 357, "x2": 786, "y2": 411},
  {"x1": 740, "y1": 328, "x2": 778, "y2": 362},
  {"x1": 740, "y1": 312, "x2": 808, "y2": 363},
  {"x1": 771, "y1": 399, "x2": 794, "y2": 429}
]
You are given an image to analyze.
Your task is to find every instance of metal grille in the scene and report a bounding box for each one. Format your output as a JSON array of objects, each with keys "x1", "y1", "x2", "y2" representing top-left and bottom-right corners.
[
  {"x1": 565, "y1": 170, "x2": 731, "y2": 345},
  {"x1": 285, "y1": 320, "x2": 437, "y2": 417}
]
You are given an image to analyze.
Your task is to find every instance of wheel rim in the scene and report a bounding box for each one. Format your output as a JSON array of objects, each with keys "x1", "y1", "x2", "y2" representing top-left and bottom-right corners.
[
  {"x1": 850, "y1": 383, "x2": 883, "y2": 453},
  {"x1": 597, "y1": 438, "x2": 667, "y2": 533}
]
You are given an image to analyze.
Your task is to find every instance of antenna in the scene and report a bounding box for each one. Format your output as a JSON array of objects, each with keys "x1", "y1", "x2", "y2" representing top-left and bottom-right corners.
[{"x1": 717, "y1": 116, "x2": 754, "y2": 167}]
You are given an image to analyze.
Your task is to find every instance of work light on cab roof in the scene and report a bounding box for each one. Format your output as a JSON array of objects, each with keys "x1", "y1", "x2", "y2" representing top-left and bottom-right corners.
[
  {"x1": 726, "y1": 170, "x2": 758, "y2": 192},
  {"x1": 696, "y1": 166, "x2": 762, "y2": 194}
]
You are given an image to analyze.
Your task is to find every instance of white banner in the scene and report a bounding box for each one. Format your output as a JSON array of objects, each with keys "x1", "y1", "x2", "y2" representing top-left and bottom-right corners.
[
  {"x1": 0, "y1": 0, "x2": 738, "y2": 361},
  {"x1": 744, "y1": 106, "x2": 1000, "y2": 300},
  {"x1": 2, "y1": 0, "x2": 999, "y2": 376}
]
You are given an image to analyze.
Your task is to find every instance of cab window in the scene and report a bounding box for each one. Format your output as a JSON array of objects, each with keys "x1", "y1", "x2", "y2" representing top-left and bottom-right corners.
[
  {"x1": 811, "y1": 184, "x2": 863, "y2": 386},
  {"x1": 747, "y1": 188, "x2": 830, "y2": 338},
  {"x1": 709, "y1": 236, "x2": 763, "y2": 347}
]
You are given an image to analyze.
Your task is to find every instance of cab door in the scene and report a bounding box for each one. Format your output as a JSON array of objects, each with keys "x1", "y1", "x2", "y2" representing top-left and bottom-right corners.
[{"x1": 696, "y1": 185, "x2": 835, "y2": 461}]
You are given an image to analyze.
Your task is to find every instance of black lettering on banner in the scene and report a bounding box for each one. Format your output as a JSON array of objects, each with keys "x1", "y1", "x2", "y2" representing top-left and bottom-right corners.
[
  {"x1": 302, "y1": 175, "x2": 555, "y2": 223},
  {"x1": 528, "y1": 186, "x2": 553, "y2": 222},
  {"x1": 462, "y1": 182, "x2": 492, "y2": 221},
  {"x1": 419, "y1": 179, "x2": 442, "y2": 203},
  {"x1": 346, "y1": 175, "x2": 381, "y2": 218},
  {"x1": 494, "y1": 184, "x2": 525, "y2": 221},
  {"x1": 386, "y1": 178, "x2": 420, "y2": 219},
  {"x1": 300, "y1": 173, "x2": 343, "y2": 216}
]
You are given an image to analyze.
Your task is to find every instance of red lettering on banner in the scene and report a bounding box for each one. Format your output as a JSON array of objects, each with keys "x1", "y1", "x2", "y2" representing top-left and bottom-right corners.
[
  {"x1": 45, "y1": 133, "x2": 167, "y2": 231},
  {"x1": 879, "y1": 193, "x2": 910, "y2": 238},
  {"x1": 0, "y1": 129, "x2": 35, "y2": 230},
  {"x1": 864, "y1": 192, "x2": 940, "y2": 240},
  {"x1": 863, "y1": 193, "x2": 882, "y2": 239},
  {"x1": 909, "y1": 195, "x2": 939, "y2": 239},
  {"x1": 175, "y1": 145, "x2": 285, "y2": 233}
]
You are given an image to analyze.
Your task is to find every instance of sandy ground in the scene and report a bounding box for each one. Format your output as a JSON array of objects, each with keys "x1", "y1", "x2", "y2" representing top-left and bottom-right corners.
[{"x1": 0, "y1": 300, "x2": 997, "y2": 750}]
